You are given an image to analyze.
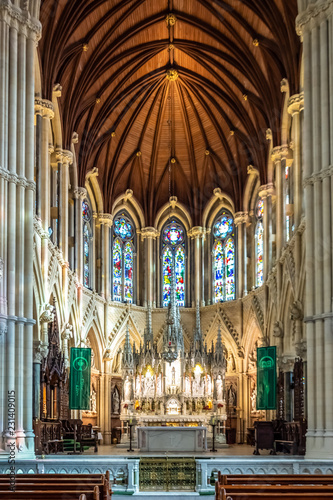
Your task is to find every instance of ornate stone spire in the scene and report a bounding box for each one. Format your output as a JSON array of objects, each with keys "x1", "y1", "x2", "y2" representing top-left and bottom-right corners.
[
  {"x1": 122, "y1": 323, "x2": 134, "y2": 374},
  {"x1": 212, "y1": 324, "x2": 226, "y2": 370},
  {"x1": 192, "y1": 301, "x2": 205, "y2": 365},
  {"x1": 143, "y1": 304, "x2": 154, "y2": 365}
]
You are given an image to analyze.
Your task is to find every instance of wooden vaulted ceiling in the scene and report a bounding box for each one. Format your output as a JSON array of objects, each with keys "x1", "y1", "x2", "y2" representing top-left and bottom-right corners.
[{"x1": 39, "y1": 0, "x2": 300, "y2": 225}]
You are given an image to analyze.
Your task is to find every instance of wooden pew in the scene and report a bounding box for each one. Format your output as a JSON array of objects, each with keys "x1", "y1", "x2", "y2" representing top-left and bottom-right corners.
[
  {"x1": 4, "y1": 485, "x2": 100, "y2": 499},
  {"x1": 217, "y1": 491, "x2": 333, "y2": 500},
  {"x1": 0, "y1": 472, "x2": 111, "y2": 500},
  {"x1": 218, "y1": 472, "x2": 333, "y2": 485}
]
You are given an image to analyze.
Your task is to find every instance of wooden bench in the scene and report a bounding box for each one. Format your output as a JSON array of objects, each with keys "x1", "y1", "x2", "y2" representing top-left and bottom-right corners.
[
  {"x1": 215, "y1": 473, "x2": 333, "y2": 500},
  {"x1": 4, "y1": 485, "x2": 100, "y2": 499},
  {"x1": 0, "y1": 472, "x2": 111, "y2": 500}
]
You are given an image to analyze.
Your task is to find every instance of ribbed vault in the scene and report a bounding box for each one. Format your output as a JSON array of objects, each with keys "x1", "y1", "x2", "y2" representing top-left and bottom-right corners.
[{"x1": 39, "y1": 0, "x2": 300, "y2": 224}]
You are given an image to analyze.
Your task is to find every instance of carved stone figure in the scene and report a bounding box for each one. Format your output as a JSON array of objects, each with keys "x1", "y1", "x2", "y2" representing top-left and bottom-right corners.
[
  {"x1": 216, "y1": 374, "x2": 223, "y2": 401},
  {"x1": 124, "y1": 375, "x2": 132, "y2": 401},
  {"x1": 112, "y1": 387, "x2": 120, "y2": 414},
  {"x1": 273, "y1": 321, "x2": 284, "y2": 338}
]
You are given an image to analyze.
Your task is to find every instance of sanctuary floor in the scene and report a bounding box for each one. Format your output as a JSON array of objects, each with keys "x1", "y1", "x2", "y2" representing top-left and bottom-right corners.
[{"x1": 41, "y1": 443, "x2": 303, "y2": 458}]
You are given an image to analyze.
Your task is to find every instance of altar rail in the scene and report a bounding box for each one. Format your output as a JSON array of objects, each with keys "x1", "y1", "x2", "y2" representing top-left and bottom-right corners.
[{"x1": 0, "y1": 457, "x2": 333, "y2": 495}]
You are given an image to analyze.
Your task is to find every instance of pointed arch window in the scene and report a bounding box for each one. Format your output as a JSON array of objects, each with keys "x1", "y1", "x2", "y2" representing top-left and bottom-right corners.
[
  {"x1": 213, "y1": 212, "x2": 235, "y2": 302},
  {"x1": 255, "y1": 199, "x2": 264, "y2": 287},
  {"x1": 112, "y1": 214, "x2": 135, "y2": 303},
  {"x1": 82, "y1": 199, "x2": 92, "y2": 288},
  {"x1": 162, "y1": 220, "x2": 186, "y2": 307}
]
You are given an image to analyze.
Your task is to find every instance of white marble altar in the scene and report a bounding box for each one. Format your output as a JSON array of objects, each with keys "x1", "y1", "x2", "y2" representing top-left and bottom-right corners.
[{"x1": 137, "y1": 426, "x2": 207, "y2": 452}]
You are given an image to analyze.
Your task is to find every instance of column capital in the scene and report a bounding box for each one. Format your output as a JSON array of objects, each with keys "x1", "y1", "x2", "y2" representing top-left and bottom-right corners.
[
  {"x1": 34, "y1": 98, "x2": 54, "y2": 120},
  {"x1": 187, "y1": 226, "x2": 206, "y2": 239},
  {"x1": 271, "y1": 145, "x2": 289, "y2": 163},
  {"x1": 288, "y1": 92, "x2": 304, "y2": 115},
  {"x1": 0, "y1": 2, "x2": 42, "y2": 41},
  {"x1": 247, "y1": 164, "x2": 259, "y2": 176},
  {"x1": 234, "y1": 212, "x2": 249, "y2": 226},
  {"x1": 98, "y1": 213, "x2": 113, "y2": 227},
  {"x1": 258, "y1": 183, "x2": 275, "y2": 199},
  {"x1": 74, "y1": 187, "x2": 87, "y2": 199},
  {"x1": 55, "y1": 148, "x2": 73, "y2": 165},
  {"x1": 140, "y1": 227, "x2": 160, "y2": 239},
  {"x1": 296, "y1": 0, "x2": 333, "y2": 36}
]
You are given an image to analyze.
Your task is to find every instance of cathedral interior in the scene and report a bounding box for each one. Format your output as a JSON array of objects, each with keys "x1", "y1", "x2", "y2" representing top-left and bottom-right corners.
[{"x1": 1, "y1": 0, "x2": 333, "y2": 488}]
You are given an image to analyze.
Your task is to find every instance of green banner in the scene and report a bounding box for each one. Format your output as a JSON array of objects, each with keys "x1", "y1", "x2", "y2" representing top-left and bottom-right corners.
[
  {"x1": 257, "y1": 346, "x2": 276, "y2": 410},
  {"x1": 69, "y1": 347, "x2": 91, "y2": 410}
]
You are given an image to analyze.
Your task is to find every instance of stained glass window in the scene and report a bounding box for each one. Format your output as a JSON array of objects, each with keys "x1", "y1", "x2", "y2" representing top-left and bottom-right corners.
[
  {"x1": 175, "y1": 246, "x2": 185, "y2": 306},
  {"x1": 82, "y1": 200, "x2": 91, "y2": 222},
  {"x1": 124, "y1": 242, "x2": 134, "y2": 302},
  {"x1": 213, "y1": 211, "x2": 235, "y2": 302},
  {"x1": 112, "y1": 214, "x2": 135, "y2": 303},
  {"x1": 225, "y1": 238, "x2": 235, "y2": 300},
  {"x1": 255, "y1": 199, "x2": 264, "y2": 287},
  {"x1": 162, "y1": 219, "x2": 186, "y2": 307},
  {"x1": 83, "y1": 223, "x2": 91, "y2": 288},
  {"x1": 162, "y1": 247, "x2": 173, "y2": 307},
  {"x1": 163, "y1": 223, "x2": 184, "y2": 245}
]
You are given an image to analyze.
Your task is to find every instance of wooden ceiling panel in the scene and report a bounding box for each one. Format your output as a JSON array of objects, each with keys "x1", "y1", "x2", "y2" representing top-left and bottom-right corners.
[{"x1": 39, "y1": 0, "x2": 300, "y2": 225}]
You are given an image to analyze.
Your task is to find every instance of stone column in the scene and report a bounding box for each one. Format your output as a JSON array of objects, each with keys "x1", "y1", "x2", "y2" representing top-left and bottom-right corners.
[
  {"x1": 288, "y1": 93, "x2": 304, "y2": 228},
  {"x1": 234, "y1": 213, "x2": 248, "y2": 298},
  {"x1": 61, "y1": 324, "x2": 73, "y2": 369},
  {"x1": 141, "y1": 227, "x2": 159, "y2": 307},
  {"x1": 188, "y1": 227, "x2": 206, "y2": 306},
  {"x1": 297, "y1": 1, "x2": 333, "y2": 458},
  {"x1": 33, "y1": 343, "x2": 44, "y2": 421},
  {"x1": 258, "y1": 184, "x2": 275, "y2": 282}
]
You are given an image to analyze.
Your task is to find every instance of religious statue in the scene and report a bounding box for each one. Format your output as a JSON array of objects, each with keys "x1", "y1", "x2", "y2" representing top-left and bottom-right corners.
[
  {"x1": 228, "y1": 384, "x2": 236, "y2": 407},
  {"x1": 90, "y1": 387, "x2": 97, "y2": 413},
  {"x1": 112, "y1": 386, "x2": 120, "y2": 414},
  {"x1": 124, "y1": 375, "x2": 132, "y2": 401},
  {"x1": 215, "y1": 374, "x2": 223, "y2": 401}
]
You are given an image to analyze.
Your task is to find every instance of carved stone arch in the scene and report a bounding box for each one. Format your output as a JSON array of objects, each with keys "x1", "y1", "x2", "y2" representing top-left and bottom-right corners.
[
  {"x1": 84, "y1": 323, "x2": 104, "y2": 373},
  {"x1": 112, "y1": 190, "x2": 145, "y2": 230},
  {"x1": 243, "y1": 174, "x2": 260, "y2": 215},
  {"x1": 281, "y1": 282, "x2": 294, "y2": 354},
  {"x1": 108, "y1": 315, "x2": 142, "y2": 360},
  {"x1": 155, "y1": 200, "x2": 192, "y2": 232},
  {"x1": 203, "y1": 189, "x2": 235, "y2": 229},
  {"x1": 242, "y1": 314, "x2": 262, "y2": 372},
  {"x1": 205, "y1": 313, "x2": 239, "y2": 370}
]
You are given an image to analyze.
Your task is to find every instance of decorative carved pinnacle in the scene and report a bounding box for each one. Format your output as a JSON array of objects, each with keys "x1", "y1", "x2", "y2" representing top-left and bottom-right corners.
[{"x1": 266, "y1": 128, "x2": 272, "y2": 141}]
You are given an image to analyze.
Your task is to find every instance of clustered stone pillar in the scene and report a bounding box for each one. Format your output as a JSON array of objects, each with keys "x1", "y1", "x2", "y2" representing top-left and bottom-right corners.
[
  {"x1": 141, "y1": 227, "x2": 159, "y2": 307},
  {"x1": 234, "y1": 213, "x2": 248, "y2": 298},
  {"x1": 0, "y1": 0, "x2": 41, "y2": 457},
  {"x1": 297, "y1": 0, "x2": 333, "y2": 458},
  {"x1": 188, "y1": 227, "x2": 205, "y2": 306}
]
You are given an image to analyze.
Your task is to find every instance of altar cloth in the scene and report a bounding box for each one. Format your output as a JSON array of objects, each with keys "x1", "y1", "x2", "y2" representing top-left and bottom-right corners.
[{"x1": 137, "y1": 426, "x2": 207, "y2": 452}]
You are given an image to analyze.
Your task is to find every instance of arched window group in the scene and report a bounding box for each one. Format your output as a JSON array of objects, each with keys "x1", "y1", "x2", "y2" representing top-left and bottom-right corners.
[
  {"x1": 162, "y1": 220, "x2": 185, "y2": 307},
  {"x1": 112, "y1": 215, "x2": 135, "y2": 303},
  {"x1": 82, "y1": 199, "x2": 92, "y2": 288},
  {"x1": 255, "y1": 199, "x2": 264, "y2": 287},
  {"x1": 213, "y1": 212, "x2": 235, "y2": 302}
]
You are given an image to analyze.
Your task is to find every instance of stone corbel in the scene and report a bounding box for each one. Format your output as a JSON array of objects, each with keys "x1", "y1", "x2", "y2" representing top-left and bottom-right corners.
[
  {"x1": 61, "y1": 323, "x2": 73, "y2": 368},
  {"x1": 34, "y1": 98, "x2": 54, "y2": 120},
  {"x1": 53, "y1": 83, "x2": 62, "y2": 98},
  {"x1": 74, "y1": 186, "x2": 87, "y2": 200},
  {"x1": 247, "y1": 164, "x2": 259, "y2": 176},
  {"x1": 104, "y1": 349, "x2": 112, "y2": 361},
  {"x1": 271, "y1": 145, "x2": 290, "y2": 164},
  {"x1": 273, "y1": 320, "x2": 284, "y2": 338},
  {"x1": 258, "y1": 183, "x2": 275, "y2": 199},
  {"x1": 55, "y1": 148, "x2": 73, "y2": 166},
  {"x1": 290, "y1": 300, "x2": 303, "y2": 321},
  {"x1": 187, "y1": 226, "x2": 206, "y2": 239},
  {"x1": 141, "y1": 226, "x2": 160, "y2": 240},
  {"x1": 169, "y1": 196, "x2": 177, "y2": 209},
  {"x1": 39, "y1": 303, "x2": 54, "y2": 324},
  {"x1": 295, "y1": 339, "x2": 307, "y2": 360},
  {"x1": 98, "y1": 213, "x2": 113, "y2": 227},
  {"x1": 234, "y1": 212, "x2": 249, "y2": 227}
]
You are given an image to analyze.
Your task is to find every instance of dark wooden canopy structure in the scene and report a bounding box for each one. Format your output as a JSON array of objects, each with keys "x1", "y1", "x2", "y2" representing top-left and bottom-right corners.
[{"x1": 39, "y1": 0, "x2": 300, "y2": 224}]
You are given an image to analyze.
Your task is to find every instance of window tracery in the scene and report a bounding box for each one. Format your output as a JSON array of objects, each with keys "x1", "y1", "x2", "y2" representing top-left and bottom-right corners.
[
  {"x1": 162, "y1": 220, "x2": 186, "y2": 307},
  {"x1": 112, "y1": 214, "x2": 135, "y2": 303},
  {"x1": 213, "y1": 212, "x2": 235, "y2": 302},
  {"x1": 82, "y1": 199, "x2": 92, "y2": 288},
  {"x1": 255, "y1": 199, "x2": 264, "y2": 287}
]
